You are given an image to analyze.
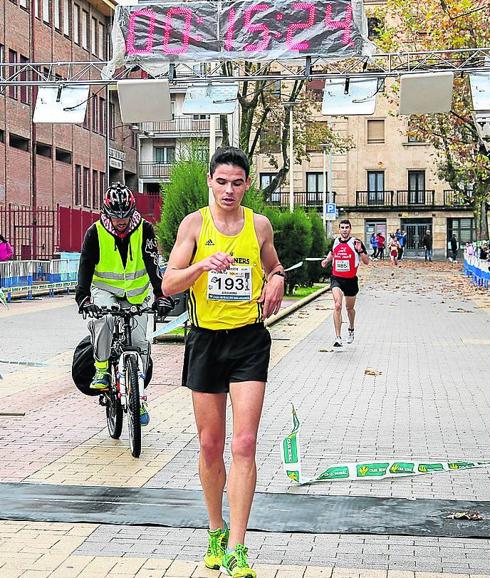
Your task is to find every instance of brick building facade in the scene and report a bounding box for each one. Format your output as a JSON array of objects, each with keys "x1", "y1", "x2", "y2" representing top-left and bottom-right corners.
[{"x1": 0, "y1": 0, "x2": 137, "y2": 248}]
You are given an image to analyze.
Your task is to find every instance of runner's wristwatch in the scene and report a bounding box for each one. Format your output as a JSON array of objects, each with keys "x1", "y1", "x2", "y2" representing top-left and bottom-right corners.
[{"x1": 271, "y1": 271, "x2": 286, "y2": 279}]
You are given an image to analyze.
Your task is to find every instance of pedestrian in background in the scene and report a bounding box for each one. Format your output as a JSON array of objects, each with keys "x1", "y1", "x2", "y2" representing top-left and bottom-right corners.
[
  {"x1": 376, "y1": 232, "x2": 385, "y2": 260},
  {"x1": 398, "y1": 230, "x2": 407, "y2": 260},
  {"x1": 450, "y1": 234, "x2": 458, "y2": 262},
  {"x1": 370, "y1": 232, "x2": 378, "y2": 259},
  {"x1": 422, "y1": 230, "x2": 433, "y2": 262},
  {"x1": 0, "y1": 234, "x2": 13, "y2": 261},
  {"x1": 388, "y1": 234, "x2": 401, "y2": 268}
]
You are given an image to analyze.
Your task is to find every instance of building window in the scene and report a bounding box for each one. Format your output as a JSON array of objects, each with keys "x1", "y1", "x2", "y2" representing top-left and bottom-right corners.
[
  {"x1": 81, "y1": 10, "x2": 89, "y2": 50},
  {"x1": 63, "y1": 0, "x2": 71, "y2": 36},
  {"x1": 73, "y1": 4, "x2": 80, "y2": 44},
  {"x1": 8, "y1": 50, "x2": 18, "y2": 100},
  {"x1": 99, "y1": 172, "x2": 105, "y2": 206},
  {"x1": 260, "y1": 126, "x2": 281, "y2": 153},
  {"x1": 98, "y1": 22, "x2": 105, "y2": 59},
  {"x1": 260, "y1": 173, "x2": 280, "y2": 203},
  {"x1": 75, "y1": 164, "x2": 81, "y2": 205},
  {"x1": 19, "y1": 0, "x2": 28, "y2": 10},
  {"x1": 109, "y1": 102, "x2": 115, "y2": 139},
  {"x1": 83, "y1": 167, "x2": 89, "y2": 207},
  {"x1": 36, "y1": 142, "x2": 52, "y2": 158},
  {"x1": 367, "y1": 17, "x2": 382, "y2": 40},
  {"x1": 91, "y1": 97, "x2": 98, "y2": 132},
  {"x1": 54, "y1": 0, "x2": 61, "y2": 30},
  {"x1": 367, "y1": 170, "x2": 385, "y2": 204},
  {"x1": 9, "y1": 133, "x2": 30, "y2": 151},
  {"x1": 55, "y1": 148, "x2": 72, "y2": 163},
  {"x1": 83, "y1": 101, "x2": 89, "y2": 130},
  {"x1": 131, "y1": 130, "x2": 137, "y2": 149},
  {"x1": 154, "y1": 146, "x2": 175, "y2": 164},
  {"x1": 306, "y1": 172, "x2": 324, "y2": 193},
  {"x1": 91, "y1": 17, "x2": 98, "y2": 55},
  {"x1": 35, "y1": 0, "x2": 39, "y2": 17},
  {"x1": 447, "y1": 218, "x2": 475, "y2": 250},
  {"x1": 19, "y1": 55, "x2": 30, "y2": 105},
  {"x1": 42, "y1": 0, "x2": 50, "y2": 24},
  {"x1": 92, "y1": 169, "x2": 98, "y2": 208},
  {"x1": 407, "y1": 117, "x2": 424, "y2": 143},
  {"x1": 367, "y1": 119, "x2": 385, "y2": 143},
  {"x1": 408, "y1": 170, "x2": 426, "y2": 204},
  {"x1": 99, "y1": 97, "x2": 106, "y2": 135}
]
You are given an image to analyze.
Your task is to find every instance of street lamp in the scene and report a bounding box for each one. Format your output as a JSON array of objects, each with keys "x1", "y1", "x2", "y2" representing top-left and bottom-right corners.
[{"x1": 284, "y1": 101, "x2": 298, "y2": 213}]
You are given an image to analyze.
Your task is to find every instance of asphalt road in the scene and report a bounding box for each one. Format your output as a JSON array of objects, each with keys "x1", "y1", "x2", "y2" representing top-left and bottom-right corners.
[{"x1": 0, "y1": 294, "x2": 87, "y2": 375}]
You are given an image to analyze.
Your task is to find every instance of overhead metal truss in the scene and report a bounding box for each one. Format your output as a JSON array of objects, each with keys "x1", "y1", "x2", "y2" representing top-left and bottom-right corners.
[{"x1": 1, "y1": 47, "x2": 489, "y2": 86}]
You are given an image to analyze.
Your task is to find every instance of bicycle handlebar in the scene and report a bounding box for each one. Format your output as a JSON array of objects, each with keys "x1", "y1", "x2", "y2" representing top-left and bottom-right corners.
[{"x1": 79, "y1": 298, "x2": 180, "y2": 320}]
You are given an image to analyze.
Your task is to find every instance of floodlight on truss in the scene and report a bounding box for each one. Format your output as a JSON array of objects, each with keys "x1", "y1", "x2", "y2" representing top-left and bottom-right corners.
[
  {"x1": 469, "y1": 72, "x2": 490, "y2": 112},
  {"x1": 33, "y1": 85, "x2": 89, "y2": 124},
  {"x1": 182, "y1": 83, "x2": 239, "y2": 115},
  {"x1": 473, "y1": 112, "x2": 490, "y2": 152},
  {"x1": 399, "y1": 72, "x2": 454, "y2": 115},
  {"x1": 117, "y1": 79, "x2": 172, "y2": 123},
  {"x1": 321, "y1": 78, "x2": 380, "y2": 116}
]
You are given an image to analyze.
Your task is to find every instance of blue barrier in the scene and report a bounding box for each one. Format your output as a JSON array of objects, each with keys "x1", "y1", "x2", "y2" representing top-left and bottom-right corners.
[
  {"x1": 464, "y1": 254, "x2": 490, "y2": 289},
  {"x1": 0, "y1": 255, "x2": 80, "y2": 298}
]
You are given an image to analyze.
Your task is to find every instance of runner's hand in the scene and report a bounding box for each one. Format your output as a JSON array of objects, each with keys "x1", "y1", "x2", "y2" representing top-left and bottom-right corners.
[
  {"x1": 354, "y1": 240, "x2": 364, "y2": 254},
  {"x1": 259, "y1": 274, "x2": 284, "y2": 318},
  {"x1": 201, "y1": 252, "x2": 234, "y2": 272}
]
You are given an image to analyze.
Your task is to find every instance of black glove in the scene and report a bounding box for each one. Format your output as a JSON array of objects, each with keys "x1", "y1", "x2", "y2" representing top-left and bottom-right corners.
[
  {"x1": 79, "y1": 297, "x2": 100, "y2": 318},
  {"x1": 152, "y1": 296, "x2": 175, "y2": 319}
]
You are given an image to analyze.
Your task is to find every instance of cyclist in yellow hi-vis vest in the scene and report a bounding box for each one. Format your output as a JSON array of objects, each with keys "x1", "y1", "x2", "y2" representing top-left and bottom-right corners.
[
  {"x1": 163, "y1": 148, "x2": 284, "y2": 578},
  {"x1": 76, "y1": 183, "x2": 174, "y2": 425}
]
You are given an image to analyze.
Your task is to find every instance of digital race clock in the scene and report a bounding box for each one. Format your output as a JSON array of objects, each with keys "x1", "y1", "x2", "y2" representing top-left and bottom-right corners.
[{"x1": 109, "y1": 0, "x2": 371, "y2": 73}]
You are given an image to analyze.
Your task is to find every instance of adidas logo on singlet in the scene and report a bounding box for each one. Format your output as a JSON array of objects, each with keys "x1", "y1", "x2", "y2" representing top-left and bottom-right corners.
[{"x1": 205, "y1": 239, "x2": 215, "y2": 246}]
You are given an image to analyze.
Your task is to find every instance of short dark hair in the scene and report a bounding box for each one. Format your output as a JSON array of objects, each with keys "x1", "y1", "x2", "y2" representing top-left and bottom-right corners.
[
  {"x1": 339, "y1": 219, "x2": 351, "y2": 227},
  {"x1": 209, "y1": 147, "x2": 250, "y2": 179}
]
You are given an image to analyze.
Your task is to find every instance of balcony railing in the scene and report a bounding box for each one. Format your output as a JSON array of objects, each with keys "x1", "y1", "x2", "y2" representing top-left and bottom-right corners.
[
  {"x1": 443, "y1": 189, "x2": 472, "y2": 207},
  {"x1": 396, "y1": 189, "x2": 436, "y2": 206},
  {"x1": 140, "y1": 117, "x2": 222, "y2": 136},
  {"x1": 139, "y1": 162, "x2": 173, "y2": 179},
  {"x1": 265, "y1": 191, "x2": 336, "y2": 208},
  {"x1": 356, "y1": 191, "x2": 395, "y2": 207}
]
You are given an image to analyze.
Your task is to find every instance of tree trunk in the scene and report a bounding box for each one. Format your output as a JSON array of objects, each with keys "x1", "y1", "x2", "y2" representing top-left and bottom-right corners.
[{"x1": 473, "y1": 188, "x2": 489, "y2": 240}]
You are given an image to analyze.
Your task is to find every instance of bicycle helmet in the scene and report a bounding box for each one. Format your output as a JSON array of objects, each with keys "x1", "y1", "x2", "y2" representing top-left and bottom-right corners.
[{"x1": 103, "y1": 182, "x2": 136, "y2": 219}]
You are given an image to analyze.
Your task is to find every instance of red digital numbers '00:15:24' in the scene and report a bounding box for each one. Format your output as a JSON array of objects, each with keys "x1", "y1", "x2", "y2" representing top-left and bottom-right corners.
[
  {"x1": 225, "y1": 2, "x2": 353, "y2": 53},
  {"x1": 125, "y1": 1, "x2": 354, "y2": 58}
]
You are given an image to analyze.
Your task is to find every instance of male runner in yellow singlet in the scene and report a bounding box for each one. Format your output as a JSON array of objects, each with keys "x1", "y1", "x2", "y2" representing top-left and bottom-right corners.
[{"x1": 163, "y1": 147, "x2": 284, "y2": 578}]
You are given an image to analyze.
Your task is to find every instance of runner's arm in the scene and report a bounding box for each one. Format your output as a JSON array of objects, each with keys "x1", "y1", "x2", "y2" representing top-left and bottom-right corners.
[
  {"x1": 162, "y1": 212, "x2": 234, "y2": 295},
  {"x1": 256, "y1": 215, "x2": 284, "y2": 318},
  {"x1": 354, "y1": 239, "x2": 370, "y2": 265},
  {"x1": 321, "y1": 251, "x2": 333, "y2": 268}
]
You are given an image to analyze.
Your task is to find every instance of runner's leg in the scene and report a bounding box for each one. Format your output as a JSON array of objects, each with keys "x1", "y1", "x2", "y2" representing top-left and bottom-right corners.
[
  {"x1": 332, "y1": 287, "x2": 344, "y2": 338},
  {"x1": 192, "y1": 391, "x2": 227, "y2": 530},
  {"x1": 345, "y1": 295, "x2": 356, "y2": 331},
  {"x1": 227, "y1": 380, "x2": 265, "y2": 548}
]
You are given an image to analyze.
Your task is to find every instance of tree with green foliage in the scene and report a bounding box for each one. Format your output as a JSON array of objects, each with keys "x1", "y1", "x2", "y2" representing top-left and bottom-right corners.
[
  {"x1": 377, "y1": 0, "x2": 490, "y2": 239},
  {"x1": 306, "y1": 211, "x2": 328, "y2": 285},
  {"x1": 219, "y1": 62, "x2": 354, "y2": 200},
  {"x1": 157, "y1": 150, "x2": 269, "y2": 258}
]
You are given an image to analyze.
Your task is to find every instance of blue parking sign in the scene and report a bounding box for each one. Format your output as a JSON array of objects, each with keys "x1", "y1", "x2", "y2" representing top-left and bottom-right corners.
[{"x1": 326, "y1": 203, "x2": 336, "y2": 214}]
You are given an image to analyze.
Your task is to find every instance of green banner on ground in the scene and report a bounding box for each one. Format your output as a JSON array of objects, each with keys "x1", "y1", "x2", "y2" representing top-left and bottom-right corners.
[{"x1": 281, "y1": 406, "x2": 490, "y2": 485}]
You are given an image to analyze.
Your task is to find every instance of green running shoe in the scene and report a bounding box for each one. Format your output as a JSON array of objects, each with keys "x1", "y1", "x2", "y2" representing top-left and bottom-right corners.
[
  {"x1": 90, "y1": 368, "x2": 111, "y2": 390},
  {"x1": 203, "y1": 523, "x2": 229, "y2": 570},
  {"x1": 220, "y1": 544, "x2": 256, "y2": 578}
]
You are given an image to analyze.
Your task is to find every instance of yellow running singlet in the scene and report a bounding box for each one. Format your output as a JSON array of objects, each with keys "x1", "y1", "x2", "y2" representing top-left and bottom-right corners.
[{"x1": 188, "y1": 206, "x2": 265, "y2": 330}]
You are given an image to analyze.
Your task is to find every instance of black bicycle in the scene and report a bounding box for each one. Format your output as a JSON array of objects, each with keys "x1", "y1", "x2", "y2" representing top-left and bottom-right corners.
[{"x1": 84, "y1": 304, "x2": 155, "y2": 458}]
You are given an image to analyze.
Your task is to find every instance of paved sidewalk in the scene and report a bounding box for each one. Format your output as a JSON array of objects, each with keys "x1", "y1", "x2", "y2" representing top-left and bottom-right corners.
[{"x1": 0, "y1": 262, "x2": 489, "y2": 576}]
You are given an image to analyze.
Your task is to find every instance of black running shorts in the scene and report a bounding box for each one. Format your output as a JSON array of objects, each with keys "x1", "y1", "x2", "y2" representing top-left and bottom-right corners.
[
  {"x1": 182, "y1": 322, "x2": 272, "y2": 394},
  {"x1": 330, "y1": 275, "x2": 359, "y2": 297}
]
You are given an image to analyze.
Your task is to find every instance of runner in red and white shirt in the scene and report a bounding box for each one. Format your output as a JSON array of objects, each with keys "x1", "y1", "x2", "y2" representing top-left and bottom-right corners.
[{"x1": 321, "y1": 220, "x2": 369, "y2": 347}]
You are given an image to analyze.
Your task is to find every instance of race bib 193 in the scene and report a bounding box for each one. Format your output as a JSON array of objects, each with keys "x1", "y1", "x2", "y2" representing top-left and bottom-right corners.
[{"x1": 207, "y1": 266, "x2": 252, "y2": 301}]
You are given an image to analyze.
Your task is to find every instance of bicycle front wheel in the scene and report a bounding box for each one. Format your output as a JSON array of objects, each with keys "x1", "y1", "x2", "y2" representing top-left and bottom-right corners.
[
  {"x1": 126, "y1": 356, "x2": 141, "y2": 458},
  {"x1": 106, "y1": 365, "x2": 123, "y2": 439}
]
